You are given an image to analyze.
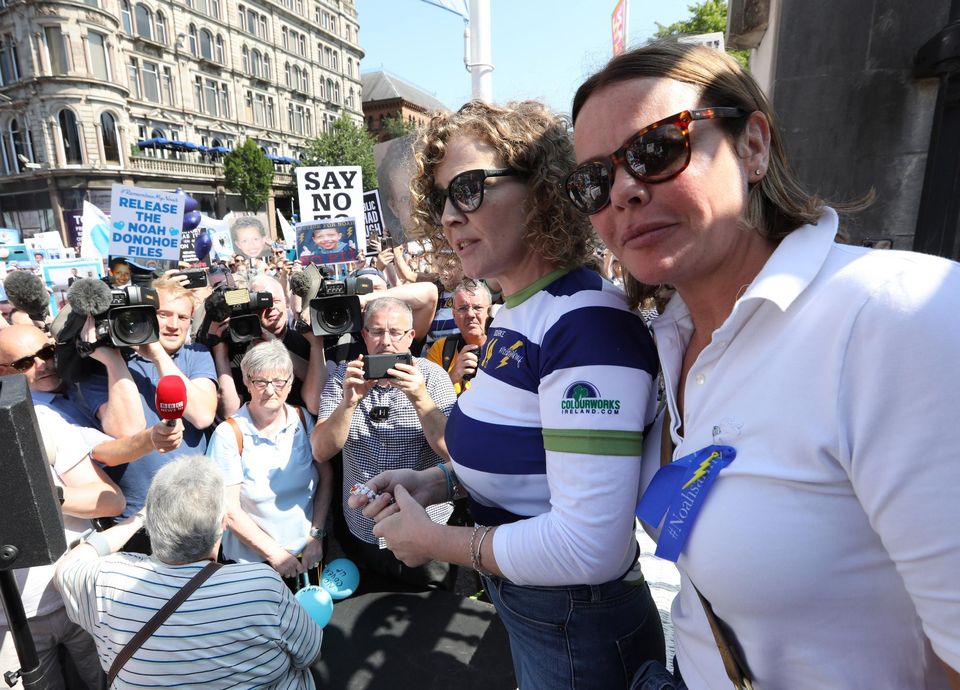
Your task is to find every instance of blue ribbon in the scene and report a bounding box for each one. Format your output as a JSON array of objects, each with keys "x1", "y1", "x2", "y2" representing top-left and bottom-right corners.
[{"x1": 636, "y1": 444, "x2": 736, "y2": 562}]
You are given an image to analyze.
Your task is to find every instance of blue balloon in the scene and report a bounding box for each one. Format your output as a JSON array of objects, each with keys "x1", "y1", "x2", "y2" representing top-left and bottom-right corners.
[
  {"x1": 321, "y1": 558, "x2": 360, "y2": 600},
  {"x1": 295, "y1": 585, "x2": 333, "y2": 627},
  {"x1": 194, "y1": 231, "x2": 212, "y2": 261},
  {"x1": 183, "y1": 210, "x2": 202, "y2": 233}
]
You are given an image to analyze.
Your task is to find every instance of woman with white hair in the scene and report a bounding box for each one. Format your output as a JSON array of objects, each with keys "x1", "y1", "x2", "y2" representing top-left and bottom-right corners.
[
  {"x1": 55, "y1": 455, "x2": 323, "y2": 688},
  {"x1": 207, "y1": 339, "x2": 333, "y2": 584}
]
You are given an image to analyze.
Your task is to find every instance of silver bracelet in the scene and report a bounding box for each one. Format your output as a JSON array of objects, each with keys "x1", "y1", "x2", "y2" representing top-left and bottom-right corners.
[{"x1": 473, "y1": 525, "x2": 494, "y2": 576}]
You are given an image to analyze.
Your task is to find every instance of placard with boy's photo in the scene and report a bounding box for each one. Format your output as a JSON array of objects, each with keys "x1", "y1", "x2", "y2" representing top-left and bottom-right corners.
[{"x1": 296, "y1": 218, "x2": 360, "y2": 265}]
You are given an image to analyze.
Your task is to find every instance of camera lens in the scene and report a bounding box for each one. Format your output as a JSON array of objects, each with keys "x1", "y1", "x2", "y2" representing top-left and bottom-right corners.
[
  {"x1": 111, "y1": 307, "x2": 154, "y2": 345},
  {"x1": 321, "y1": 305, "x2": 349, "y2": 330},
  {"x1": 229, "y1": 314, "x2": 262, "y2": 343}
]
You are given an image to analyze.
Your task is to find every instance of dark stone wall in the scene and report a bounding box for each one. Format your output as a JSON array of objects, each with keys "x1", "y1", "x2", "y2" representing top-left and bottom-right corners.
[{"x1": 770, "y1": 0, "x2": 950, "y2": 247}]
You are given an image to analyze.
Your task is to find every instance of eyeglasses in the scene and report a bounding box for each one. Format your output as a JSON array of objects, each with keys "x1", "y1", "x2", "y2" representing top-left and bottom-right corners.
[
  {"x1": 364, "y1": 327, "x2": 412, "y2": 341},
  {"x1": 249, "y1": 377, "x2": 290, "y2": 391},
  {"x1": 427, "y1": 168, "x2": 518, "y2": 225},
  {"x1": 1, "y1": 343, "x2": 56, "y2": 372},
  {"x1": 454, "y1": 305, "x2": 488, "y2": 315},
  {"x1": 564, "y1": 107, "x2": 747, "y2": 215}
]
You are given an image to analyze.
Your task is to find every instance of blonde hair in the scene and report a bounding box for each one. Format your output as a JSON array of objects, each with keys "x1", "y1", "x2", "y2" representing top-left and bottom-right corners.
[{"x1": 410, "y1": 100, "x2": 596, "y2": 275}]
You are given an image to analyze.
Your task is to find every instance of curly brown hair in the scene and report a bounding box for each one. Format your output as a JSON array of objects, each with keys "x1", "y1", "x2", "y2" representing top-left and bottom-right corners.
[{"x1": 409, "y1": 100, "x2": 596, "y2": 275}]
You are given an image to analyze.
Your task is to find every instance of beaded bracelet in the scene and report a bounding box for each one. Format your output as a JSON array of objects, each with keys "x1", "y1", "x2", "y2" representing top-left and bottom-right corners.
[
  {"x1": 436, "y1": 463, "x2": 454, "y2": 501},
  {"x1": 468, "y1": 524, "x2": 484, "y2": 572}
]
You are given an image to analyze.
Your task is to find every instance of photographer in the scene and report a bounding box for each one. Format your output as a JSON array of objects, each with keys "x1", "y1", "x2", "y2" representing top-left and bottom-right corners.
[
  {"x1": 424, "y1": 279, "x2": 492, "y2": 395},
  {"x1": 71, "y1": 278, "x2": 217, "y2": 550},
  {"x1": 311, "y1": 297, "x2": 456, "y2": 591}
]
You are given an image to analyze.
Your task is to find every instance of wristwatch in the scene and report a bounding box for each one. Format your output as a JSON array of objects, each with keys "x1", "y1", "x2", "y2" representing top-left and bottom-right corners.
[{"x1": 309, "y1": 526, "x2": 326, "y2": 539}]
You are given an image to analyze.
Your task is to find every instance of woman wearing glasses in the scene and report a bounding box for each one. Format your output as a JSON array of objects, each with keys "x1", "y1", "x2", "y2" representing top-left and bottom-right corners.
[
  {"x1": 351, "y1": 100, "x2": 665, "y2": 689},
  {"x1": 207, "y1": 340, "x2": 333, "y2": 587},
  {"x1": 567, "y1": 43, "x2": 960, "y2": 688}
]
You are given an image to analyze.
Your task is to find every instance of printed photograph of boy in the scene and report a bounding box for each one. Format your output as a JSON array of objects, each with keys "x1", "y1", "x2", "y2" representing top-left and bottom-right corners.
[
  {"x1": 296, "y1": 219, "x2": 359, "y2": 265},
  {"x1": 230, "y1": 215, "x2": 272, "y2": 260}
]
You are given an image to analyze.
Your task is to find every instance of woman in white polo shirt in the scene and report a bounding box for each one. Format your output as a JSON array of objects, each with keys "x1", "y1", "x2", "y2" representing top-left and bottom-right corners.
[{"x1": 566, "y1": 42, "x2": 960, "y2": 688}]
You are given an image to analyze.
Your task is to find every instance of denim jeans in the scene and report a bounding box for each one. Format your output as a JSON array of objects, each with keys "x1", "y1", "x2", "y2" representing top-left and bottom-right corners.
[
  {"x1": 483, "y1": 574, "x2": 665, "y2": 690},
  {"x1": 630, "y1": 660, "x2": 686, "y2": 690}
]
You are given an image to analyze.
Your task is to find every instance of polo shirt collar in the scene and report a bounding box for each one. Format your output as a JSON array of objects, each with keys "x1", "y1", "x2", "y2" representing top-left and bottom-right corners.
[
  {"x1": 658, "y1": 207, "x2": 839, "y2": 326},
  {"x1": 234, "y1": 402, "x2": 301, "y2": 434}
]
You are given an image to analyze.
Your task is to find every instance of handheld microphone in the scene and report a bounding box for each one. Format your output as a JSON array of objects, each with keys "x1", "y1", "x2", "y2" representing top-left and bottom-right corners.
[
  {"x1": 4, "y1": 270, "x2": 51, "y2": 321},
  {"x1": 155, "y1": 375, "x2": 187, "y2": 427}
]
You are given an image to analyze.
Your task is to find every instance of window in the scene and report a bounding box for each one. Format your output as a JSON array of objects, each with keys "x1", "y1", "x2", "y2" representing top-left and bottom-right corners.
[
  {"x1": 263, "y1": 54, "x2": 270, "y2": 81},
  {"x1": 162, "y1": 66, "x2": 174, "y2": 104},
  {"x1": 242, "y1": 46, "x2": 249, "y2": 73},
  {"x1": 347, "y1": 87, "x2": 354, "y2": 108},
  {"x1": 287, "y1": 103, "x2": 310, "y2": 135},
  {"x1": 4, "y1": 119, "x2": 35, "y2": 173},
  {"x1": 88, "y1": 31, "x2": 109, "y2": 80},
  {"x1": 155, "y1": 11, "x2": 167, "y2": 44},
  {"x1": 195, "y1": 0, "x2": 207, "y2": 14},
  {"x1": 333, "y1": 80, "x2": 340, "y2": 103},
  {"x1": 284, "y1": 62, "x2": 290, "y2": 87},
  {"x1": 297, "y1": 66, "x2": 308, "y2": 92},
  {"x1": 59, "y1": 110, "x2": 83, "y2": 164},
  {"x1": 1, "y1": 35, "x2": 21, "y2": 85},
  {"x1": 325, "y1": 77, "x2": 333, "y2": 101},
  {"x1": 251, "y1": 49, "x2": 261, "y2": 77},
  {"x1": 196, "y1": 76, "x2": 229, "y2": 117},
  {"x1": 281, "y1": 26, "x2": 288, "y2": 50},
  {"x1": 203, "y1": 78, "x2": 216, "y2": 114},
  {"x1": 188, "y1": 24, "x2": 197, "y2": 55},
  {"x1": 128, "y1": 58, "x2": 140, "y2": 98},
  {"x1": 219, "y1": 82, "x2": 230, "y2": 117},
  {"x1": 142, "y1": 61, "x2": 159, "y2": 102},
  {"x1": 199, "y1": 29, "x2": 213, "y2": 60},
  {"x1": 120, "y1": 0, "x2": 133, "y2": 34},
  {"x1": 134, "y1": 4, "x2": 153, "y2": 41},
  {"x1": 214, "y1": 35, "x2": 224, "y2": 63},
  {"x1": 238, "y1": 5, "x2": 246, "y2": 29},
  {"x1": 317, "y1": 77, "x2": 324, "y2": 100},
  {"x1": 313, "y1": 4, "x2": 321, "y2": 24},
  {"x1": 100, "y1": 112, "x2": 120, "y2": 163},
  {"x1": 347, "y1": 57, "x2": 352, "y2": 79},
  {"x1": 332, "y1": 50, "x2": 338, "y2": 71},
  {"x1": 44, "y1": 26, "x2": 68, "y2": 76},
  {"x1": 211, "y1": 0, "x2": 221, "y2": 19}
]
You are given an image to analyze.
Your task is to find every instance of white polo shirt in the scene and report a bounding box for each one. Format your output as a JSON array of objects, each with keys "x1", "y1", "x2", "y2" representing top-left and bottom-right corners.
[{"x1": 642, "y1": 208, "x2": 960, "y2": 688}]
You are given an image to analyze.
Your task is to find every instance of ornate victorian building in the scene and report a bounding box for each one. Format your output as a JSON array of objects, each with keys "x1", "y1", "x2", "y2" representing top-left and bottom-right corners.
[{"x1": 0, "y1": 0, "x2": 363, "y2": 241}]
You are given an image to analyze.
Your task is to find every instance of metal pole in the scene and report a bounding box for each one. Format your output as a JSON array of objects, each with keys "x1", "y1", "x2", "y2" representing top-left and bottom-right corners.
[
  {"x1": 0, "y1": 568, "x2": 46, "y2": 689},
  {"x1": 468, "y1": 0, "x2": 493, "y2": 102}
]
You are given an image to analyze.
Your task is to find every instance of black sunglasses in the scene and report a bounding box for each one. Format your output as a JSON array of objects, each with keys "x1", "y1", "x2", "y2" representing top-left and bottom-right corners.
[
  {"x1": 427, "y1": 168, "x2": 518, "y2": 225},
  {"x1": 564, "y1": 107, "x2": 747, "y2": 214},
  {"x1": 2, "y1": 343, "x2": 56, "y2": 372}
]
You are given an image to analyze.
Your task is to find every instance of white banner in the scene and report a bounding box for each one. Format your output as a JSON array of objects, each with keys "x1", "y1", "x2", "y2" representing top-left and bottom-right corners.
[
  {"x1": 109, "y1": 184, "x2": 184, "y2": 262},
  {"x1": 295, "y1": 166, "x2": 366, "y2": 254}
]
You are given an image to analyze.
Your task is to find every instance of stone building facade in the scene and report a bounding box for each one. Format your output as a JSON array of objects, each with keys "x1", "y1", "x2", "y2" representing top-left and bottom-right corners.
[{"x1": 0, "y1": 0, "x2": 363, "y2": 241}]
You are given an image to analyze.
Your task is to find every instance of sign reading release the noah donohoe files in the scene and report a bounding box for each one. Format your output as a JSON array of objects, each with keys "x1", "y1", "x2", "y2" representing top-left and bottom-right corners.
[{"x1": 109, "y1": 184, "x2": 184, "y2": 262}]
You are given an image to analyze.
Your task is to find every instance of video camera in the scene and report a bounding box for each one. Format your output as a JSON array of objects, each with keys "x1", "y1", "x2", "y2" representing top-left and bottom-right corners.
[
  {"x1": 92, "y1": 286, "x2": 160, "y2": 348},
  {"x1": 306, "y1": 276, "x2": 374, "y2": 336},
  {"x1": 201, "y1": 286, "x2": 273, "y2": 345}
]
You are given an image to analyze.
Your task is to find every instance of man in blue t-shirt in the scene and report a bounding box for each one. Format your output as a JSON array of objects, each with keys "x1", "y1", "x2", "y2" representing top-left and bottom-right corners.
[{"x1": 71, "y1": 278, "x2": 218, "y2": 553}]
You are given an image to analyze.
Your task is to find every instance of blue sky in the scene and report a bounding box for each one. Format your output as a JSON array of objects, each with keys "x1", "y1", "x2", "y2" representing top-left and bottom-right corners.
[{"x1": 354, "y1": 0, "x2": 693, "y2": 115}]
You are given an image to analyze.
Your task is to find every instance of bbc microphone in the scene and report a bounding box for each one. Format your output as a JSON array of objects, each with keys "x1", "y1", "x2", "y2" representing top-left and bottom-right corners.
[{"x1": 155, "y1": 375, "x2": 187, "y2": 427}]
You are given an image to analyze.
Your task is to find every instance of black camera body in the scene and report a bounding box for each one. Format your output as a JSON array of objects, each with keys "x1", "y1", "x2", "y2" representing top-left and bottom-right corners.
[
  {"x1": 93, "y1": 286, "x2": 160, "y2": 347},
  {"x1": 363, "y1": 352, "x2": 413, "y2": 379},
  {"x1": 308, "y1": 276, "x2": 374, "y2": 336},
  {"x1": 203, "y1": 286, "x2": 273, "y2": 344}
]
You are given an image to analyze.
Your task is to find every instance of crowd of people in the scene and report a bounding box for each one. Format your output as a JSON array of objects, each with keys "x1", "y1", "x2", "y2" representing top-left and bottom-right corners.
[{"x1": 0, "y1": 41, "x2": 958, "y2": 690}]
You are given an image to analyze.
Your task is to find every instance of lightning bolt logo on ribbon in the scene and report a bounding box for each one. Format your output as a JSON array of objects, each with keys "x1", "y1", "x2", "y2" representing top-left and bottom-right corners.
[{"x1": 636, "y1": 443, "x2": 736, "y2": 562}]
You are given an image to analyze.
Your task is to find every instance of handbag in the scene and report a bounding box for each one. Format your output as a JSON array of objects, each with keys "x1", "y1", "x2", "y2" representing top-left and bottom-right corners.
[
  {"x1": 633, "y1": 409, "x2": 754, "y2": 690},
  {"x1": 107, "y1": 561, "x2": 223, "y2": 687}
]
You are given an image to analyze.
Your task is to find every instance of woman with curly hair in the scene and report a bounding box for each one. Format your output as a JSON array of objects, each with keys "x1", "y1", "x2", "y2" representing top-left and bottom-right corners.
[{"x1": 350, "y1": 100, "x2": 666, "y2": 689}]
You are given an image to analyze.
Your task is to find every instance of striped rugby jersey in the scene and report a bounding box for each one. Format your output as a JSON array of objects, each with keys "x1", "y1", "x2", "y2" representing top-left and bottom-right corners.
[{"x1": 446, "y1": 267, "x2": 658, "y2": 527}]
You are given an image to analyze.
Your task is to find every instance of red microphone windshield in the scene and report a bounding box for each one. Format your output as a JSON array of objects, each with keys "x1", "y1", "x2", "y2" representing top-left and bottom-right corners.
[{"x1": 155, "y1": 375, "x2": 187, "y2": 422}]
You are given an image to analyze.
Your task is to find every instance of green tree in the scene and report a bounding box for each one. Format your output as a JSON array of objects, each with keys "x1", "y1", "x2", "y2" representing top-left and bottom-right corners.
[
  {"x1": 301, "y1": 114, "x2": 378, "y2": 190},
  {"x1": 380, "y1": 114, "x2": 416, "y2": 141},
  {"x1": 223, "y1": 139, "x2": 274, "y2": 211},
  {"x1": 654, "y1": 0, "x2": 749, "y2": 68}
]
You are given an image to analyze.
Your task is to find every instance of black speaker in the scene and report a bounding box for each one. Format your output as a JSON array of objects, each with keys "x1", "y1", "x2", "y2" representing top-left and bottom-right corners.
[{"x1": 0, "y1": 374, "x2": 66, "y2": 570}]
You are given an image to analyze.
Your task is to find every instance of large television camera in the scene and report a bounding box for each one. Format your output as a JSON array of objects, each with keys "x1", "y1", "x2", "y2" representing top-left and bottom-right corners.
[
  {"x1": 201, "y1": 286, "x2": 273, "y2": 345},
  {"x1": 306, "y1": 276, "x2": 374, "y2": 336},
  {"x1": 92, "y1": 286, "x2": 160, "y2": 348}
]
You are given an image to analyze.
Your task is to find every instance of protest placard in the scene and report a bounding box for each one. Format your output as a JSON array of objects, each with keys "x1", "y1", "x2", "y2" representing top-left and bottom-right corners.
[
  {"x1": 362, "y1": 189, "x2": 385, "y2": 254},
  {"x1": 296, "y1": 218, "x2": 359, "y2": 265},
  {"x1": 295, "y1": 166, "x2": 366, "y2": 252},
  {"x1": 109, "y1": 184, "x2": 184, "y2": 262}
]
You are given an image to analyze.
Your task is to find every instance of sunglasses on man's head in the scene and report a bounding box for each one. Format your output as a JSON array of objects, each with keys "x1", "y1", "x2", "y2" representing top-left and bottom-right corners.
[
  {"x1": 427, "y1": 168, "x2": 518, "y2": 225},
  {"x1": 2, "y1": 343, "x2": 56, "y2": 372},
  {"x1": 564, "y1": 107, "x2": 747, "y2": 215}
]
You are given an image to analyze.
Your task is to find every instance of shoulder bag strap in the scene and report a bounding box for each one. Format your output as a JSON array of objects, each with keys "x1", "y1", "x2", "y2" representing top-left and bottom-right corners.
[
  {"x1": 659, "y1": 410, "x2": 753, "y2": 689},
  {"x1": 296, "y1": 406, "x2": 306, "y2": 431},
  {"x1": 440, "y1": 334, "x2": 463, "y2": 372},
  {"x1": 225, "y1": 417, "x2": 243, "y2": 456},
  {"x1": 107, "y1": 561, "x2": 222, "y2": 687}
]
